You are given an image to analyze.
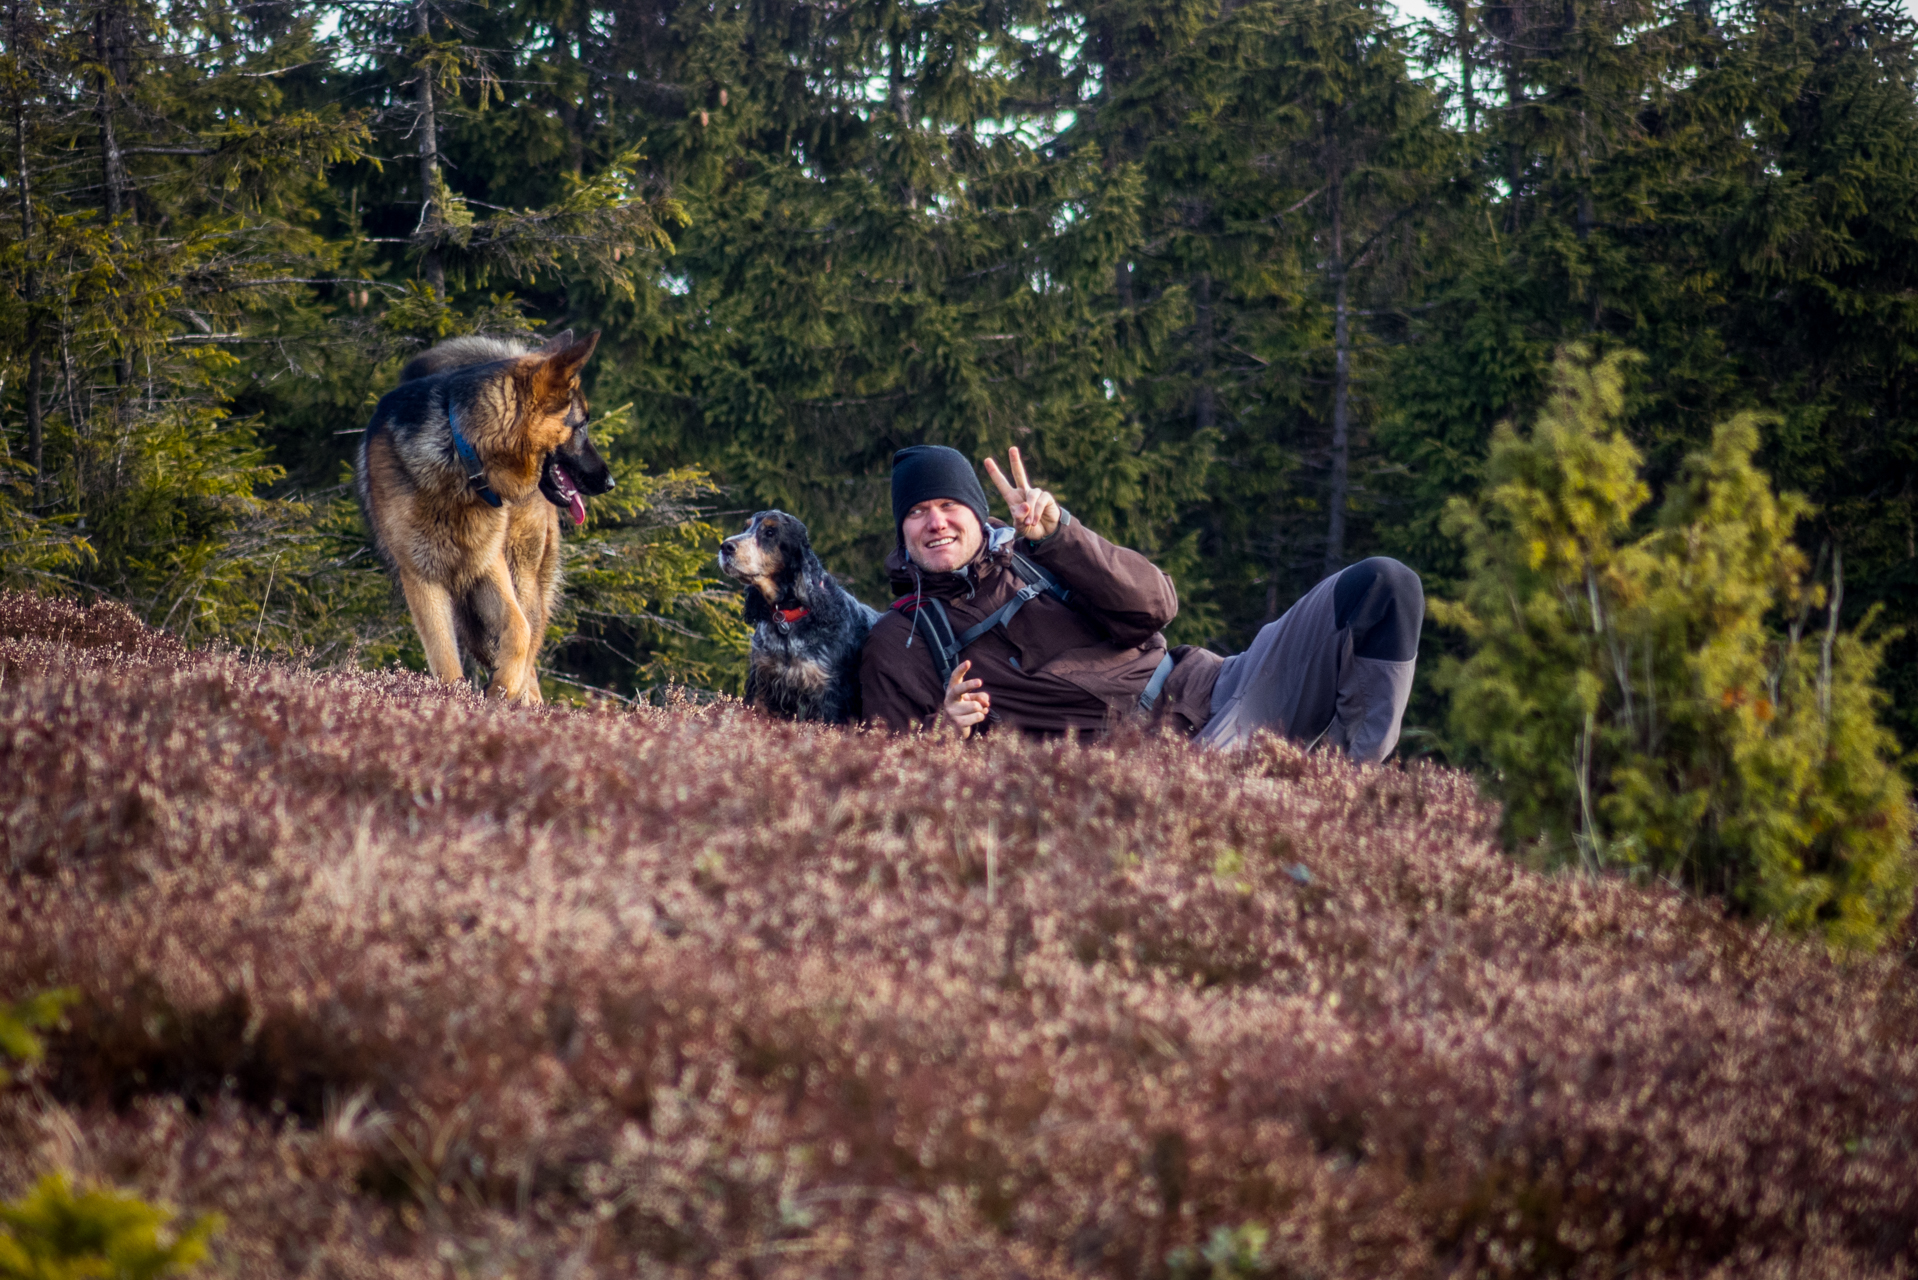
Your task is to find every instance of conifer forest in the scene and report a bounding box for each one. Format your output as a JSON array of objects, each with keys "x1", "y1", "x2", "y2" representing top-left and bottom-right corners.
[{"x1": 2, "y1": 0, "x2": 1917, "y2": 929}]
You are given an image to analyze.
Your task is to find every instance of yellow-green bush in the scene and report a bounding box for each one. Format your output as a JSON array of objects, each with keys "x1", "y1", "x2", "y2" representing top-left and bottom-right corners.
[
  {"x1": 1435, "y1": 348, "x2": 1915, "y2": 948},
  {"x1": 2, "y1": 996, "x2": 218, "y2": 1280},
  {"x1": 0, "y1": 992, "x2": 72, "y2": 1088},
  {"x1": 0, "y1": 1176, "x2": 217, "y2": 1280}
]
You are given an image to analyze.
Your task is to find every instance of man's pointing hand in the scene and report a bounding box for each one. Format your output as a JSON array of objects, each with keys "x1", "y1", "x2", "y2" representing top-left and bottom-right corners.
[{"x1": 940, "y1": 659, "x2": 990, "y2": 737}]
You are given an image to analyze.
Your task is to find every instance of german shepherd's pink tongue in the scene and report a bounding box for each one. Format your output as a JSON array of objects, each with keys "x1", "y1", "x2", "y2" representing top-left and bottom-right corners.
[{"x1": 553, "y1": 461, "x2": 586, "y2": 527}]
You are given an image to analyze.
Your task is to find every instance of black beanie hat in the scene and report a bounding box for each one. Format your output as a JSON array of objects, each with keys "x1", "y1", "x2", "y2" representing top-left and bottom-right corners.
[{"x1": 891, "y1": 445, "x2": 990, "y2": 540}]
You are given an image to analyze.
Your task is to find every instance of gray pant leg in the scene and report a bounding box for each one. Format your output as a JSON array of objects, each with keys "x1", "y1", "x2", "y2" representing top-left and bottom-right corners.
[
  {"x1": 1195, "y1": 572, "x2": 1345, "y2": 753},
  {"x1": 1196, "y1": 559, "x2": 1420, "y2": 762},
  {"x1": 1324, "y1": 656, "x2": 1416, "y2": 762}
]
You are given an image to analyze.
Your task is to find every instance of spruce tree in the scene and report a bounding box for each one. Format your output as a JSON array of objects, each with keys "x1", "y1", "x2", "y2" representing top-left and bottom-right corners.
[
  {"x1": 1073, "y1": 0, "x2": 1450, "y2": 643},
  {"x1": 1437, "y1": 348, "x2": 1914, "y2": 948},
  {"x1": 0, "y1": 0, "x2": 363, "y2": 639},
  {"x1": 1377, "y1": 0, "x2": 1717, "y2": 592},
  {"x1": 1699, "y1": 0, "x2": 1918, "y2": 760},
  {"x1": 574, "y1": 0, "x2": 1194, "y2": 614},
  {"x1": 1380, "y1": 0, "x2": 1918, "y2": 768}
]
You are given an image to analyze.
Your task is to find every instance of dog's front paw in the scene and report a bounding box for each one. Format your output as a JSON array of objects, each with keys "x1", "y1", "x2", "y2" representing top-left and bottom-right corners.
[{"x1": 485, "y1": 676, "x2": 543, "y2": 705}]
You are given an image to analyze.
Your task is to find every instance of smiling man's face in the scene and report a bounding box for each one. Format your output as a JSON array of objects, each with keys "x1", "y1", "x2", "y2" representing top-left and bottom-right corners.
[{"x1": 902, "y1": 498, "x2": 984, "y2": 574}]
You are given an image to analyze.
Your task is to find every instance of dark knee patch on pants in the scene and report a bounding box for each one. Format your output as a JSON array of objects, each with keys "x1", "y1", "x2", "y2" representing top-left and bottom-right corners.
[{"x1": 1333, "y1": 557, "x2": 1424, "y2": 662}]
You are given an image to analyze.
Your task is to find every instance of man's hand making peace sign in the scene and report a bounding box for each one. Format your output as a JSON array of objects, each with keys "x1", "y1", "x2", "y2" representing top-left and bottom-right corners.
[{"x1": 984, "y1": 447, "x2": 1061, "y2": 542}]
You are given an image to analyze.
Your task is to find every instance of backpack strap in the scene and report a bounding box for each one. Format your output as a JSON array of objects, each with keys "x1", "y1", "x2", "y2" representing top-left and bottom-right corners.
[
  {"x1": 1137, "y1": 651, "x2": 1175, "y2": 715},
  {"x1": 890, "y1": 593, "x2": 964, "y2": 687},
  {"x1": 887, "y1": 551, "x2": 1075, "y2": 689},
  {"x1": 1008, "y1": 550, "x2": 1069, "y2": 605},
  {"x1": 953, "y1": 577, "x2": 1048, "y2": 651}
]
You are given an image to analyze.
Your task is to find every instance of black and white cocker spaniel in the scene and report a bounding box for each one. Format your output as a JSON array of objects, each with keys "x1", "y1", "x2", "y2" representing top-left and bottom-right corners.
[{"x1": 718, "y1": 510, "x2": 879, "y2": 723}]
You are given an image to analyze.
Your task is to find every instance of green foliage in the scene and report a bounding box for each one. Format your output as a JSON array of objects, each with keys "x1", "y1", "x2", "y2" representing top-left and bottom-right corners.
[
  {"x1": 1084, "y1": 0, "x2": 1456, "y2": 635},
  {"x1": 0, "y1": 1175, "x2": 218, "y2": 1280},
  {"x1": 1436, "y1": 349, "x2": 1915, "y2": 947},
  {"x1": 0, "y1": 475, "x2": 90, "y2": 594},
  {"x1": 1167, "y1": 1222, "x2": 1270, "y2": 1279},
  {"x1": 0, "y1": 999, "x2": 210, "y2": 1280},
  {"x1": 1379, "y1": 0, "x2": 1918, "y2": 767},
  {"x1": 552, "y1": 403, "x2": 748, "y2": 693},
  {"x1": 422, "y1": 149, "x2": 690, "y2": 301},
  {"x1": 0, "y1": 990, "x2": 75, "y2": 1086}
]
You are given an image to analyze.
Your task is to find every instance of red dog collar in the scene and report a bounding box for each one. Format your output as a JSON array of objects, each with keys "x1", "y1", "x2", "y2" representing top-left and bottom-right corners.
[{"x1": 776, "y1": 605, "x2": 809, "y2": 624}]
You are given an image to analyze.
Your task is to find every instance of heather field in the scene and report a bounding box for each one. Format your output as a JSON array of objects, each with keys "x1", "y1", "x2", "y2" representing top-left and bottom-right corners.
[{"x1": 1, "y1": 591, "x2": 1914, "y2": 1280}]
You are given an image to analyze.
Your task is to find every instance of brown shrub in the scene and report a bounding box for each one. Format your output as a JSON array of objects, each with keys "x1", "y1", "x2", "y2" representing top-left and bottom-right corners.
[{"x1": 2, "y1": 589, "x2": 1914, "y2": 1278}]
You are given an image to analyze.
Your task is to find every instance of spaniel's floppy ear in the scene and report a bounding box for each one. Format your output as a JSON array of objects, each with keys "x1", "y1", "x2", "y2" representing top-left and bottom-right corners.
[
  {"x1": 794, "y1": 547, "x2": 829, "y2": 606},
  {"x1": 776, "y1": 517, "x2": 814, "y2": 606}
]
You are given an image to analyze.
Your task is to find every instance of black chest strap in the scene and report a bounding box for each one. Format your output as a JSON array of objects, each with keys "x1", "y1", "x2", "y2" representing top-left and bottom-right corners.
[
  {"x1": 954, "y1": 577, "x2": 1049, "y2": 650},
  {"x1": 892, "y1": 552, "x2": 1069, "y2": 687}
]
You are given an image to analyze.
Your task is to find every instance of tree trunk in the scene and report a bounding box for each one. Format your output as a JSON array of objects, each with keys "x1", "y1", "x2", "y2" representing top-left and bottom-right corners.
[
  {"x1": 889, "y1": 29, "x2": 915, "y2": 211},
  {"x1": 93, "y1": 6, "x2": 132, "y2": 225},
  {"x1": 1504, "y1": 59, "x2": 1523, "y2": 232},
  {"x1": 1456, "y1": 0, "x2": 1477, "y2": 134},
  {"x1": 415, "y1": 0, "x2": 445, "y2": 298},
  {"x1": 1579, "y1": 188, "x2": 1601, "y2": 326},
  {"x1": 60, "y1": 320, "x2": 81, "y2": 494},
  {"x1": 1193, "y1": 272, "x2": 1216, "y2": 434},
  {"x1": 11, "y1": 5, "x2": 42, "y2": 502},
  {"x1": 94, "y1": 4, "x2": 135, "y2": 410},
  {"x1": 554, "y1": 2, "x2": 589, "y2": 177},
  {"x1": 1325, "y1": 155, "x2": 1350, "y2": 579},
  {"x1": 24, "y1": 338, "x2": 43, "y2": 503}
]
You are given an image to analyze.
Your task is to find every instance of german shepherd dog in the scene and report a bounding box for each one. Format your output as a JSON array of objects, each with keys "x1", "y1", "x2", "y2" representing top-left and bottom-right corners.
[
  {"x1": 356, "y1": 331, "x2": 613, "y2": 703},
  {"x1": 718, "y1": 511, "x2": 879, "y2": 723}
]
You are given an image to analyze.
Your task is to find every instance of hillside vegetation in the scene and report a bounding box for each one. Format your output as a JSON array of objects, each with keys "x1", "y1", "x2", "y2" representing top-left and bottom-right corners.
[{"x1": 2, "y1": 591, "x2": 1915, "y2": 1279}]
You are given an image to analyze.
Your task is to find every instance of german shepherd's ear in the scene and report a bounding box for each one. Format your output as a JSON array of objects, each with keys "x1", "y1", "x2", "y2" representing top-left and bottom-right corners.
[
  {"x1": 532, "y1": 331, "x2": 600, "y2": 404},
  {"x1": 537, "y1": 329, "x2": 575, "y2": 354}
]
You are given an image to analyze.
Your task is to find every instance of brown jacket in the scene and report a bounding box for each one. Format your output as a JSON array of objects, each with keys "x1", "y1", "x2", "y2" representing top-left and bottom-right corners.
[{"x1": 860, "y1": 514, "x2": 1223, "y2": 737}]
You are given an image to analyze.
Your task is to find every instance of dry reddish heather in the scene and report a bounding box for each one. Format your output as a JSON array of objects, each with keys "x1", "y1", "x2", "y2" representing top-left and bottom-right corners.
[{"x1": 1, "y1": 590, "x2": 1914, "y2": 1279}]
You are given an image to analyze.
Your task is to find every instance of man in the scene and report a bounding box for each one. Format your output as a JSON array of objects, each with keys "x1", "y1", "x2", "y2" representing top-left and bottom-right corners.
[{"x1": 860, "y1": 444, "x2": 1423, "y2": 762}]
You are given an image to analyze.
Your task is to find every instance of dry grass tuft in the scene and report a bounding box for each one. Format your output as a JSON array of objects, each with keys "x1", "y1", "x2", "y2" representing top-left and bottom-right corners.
[{"x1": 3, "y1": 590, "x2": 1914, "y2": 1278}]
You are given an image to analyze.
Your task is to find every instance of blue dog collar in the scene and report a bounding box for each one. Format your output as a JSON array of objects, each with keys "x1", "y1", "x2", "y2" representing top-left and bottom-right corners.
[{"x1": 448, "y1": 401, "x2": 502, "y2": 508}]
